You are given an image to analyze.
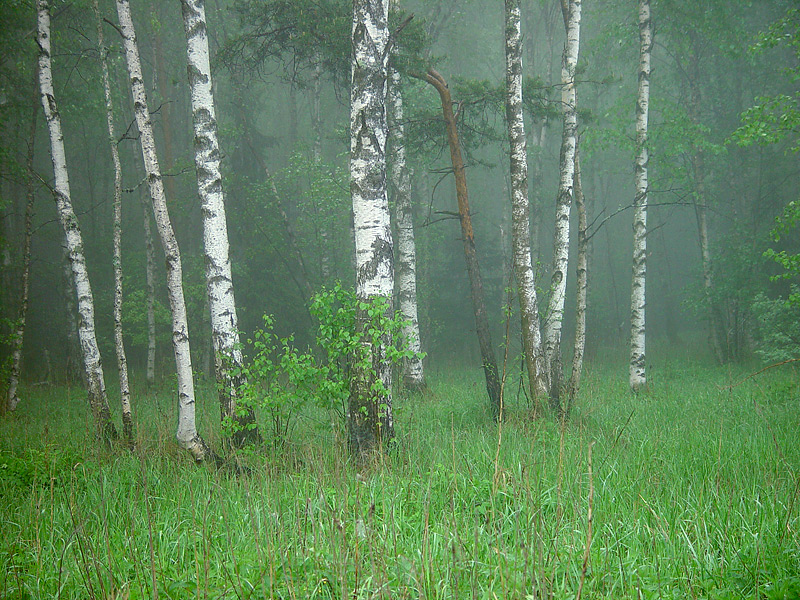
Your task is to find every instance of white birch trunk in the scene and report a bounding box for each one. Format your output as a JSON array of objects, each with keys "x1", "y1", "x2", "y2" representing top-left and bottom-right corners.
[
  {"x1": 116, "y1": 0, "x2": 210, "y2": 462},
  {"x1": 37, "y1": 0, "x2": 117, "y2": 441},
  {"x1": 569, "y1": 148, "x2": 587, "y2": 404},
  {"x1": 388, "y1": 68, "x2": 425, "y2": 391},
  {"x1": 94, "y1": 0, "x2": 133, "y2": 442},
  {"x1": 350, "y1": 0, "x2": 394, "y2": 453},
  {"x1": 544, "y1": 0, "x2": 581, "y2": 410},
  {"x1": 181, "y1": 0, "x2": 258, "y2": 446},
  {"x1": 629, "y1": 0, "x2": 651, "y2": 392},
  {"x1": 505, "y1": 0, "x2": 548, "y2": 403},
  {"x1": 142, "y1": 195, "x2": 157, "y2": 385},
  {"x1": 6, "y1": 93, "x2": 37, "y2": 413}
]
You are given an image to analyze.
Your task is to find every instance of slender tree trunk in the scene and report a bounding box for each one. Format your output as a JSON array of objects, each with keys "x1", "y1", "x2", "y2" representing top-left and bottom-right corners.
[
  {"x1": 416, "y1": 68, "x2": 502, "y2": 419},
  {"x1": 94, "y1": 0, "x2": 133, "y2": 443},
  {"x1": 527, "y1": 0, "x2": 557, "y2": 266},
  {"x1": 37, "y1": 0, "x2": 117, "y2": 442},
  {"x1": 60, "y1": 245, "x2": 81, "y2": 384},
  {"x1": 569, "y1": 147, "x2": 587, "y2": 407},
  {"x1": 505, "y1": 0, "x2": 548, "y2": 403},
  {"x1": 152, "y1": 7, "x2": 178, "y2": 209},
  {"x1": 6, "y1": 83, "x2": 38, "y2": 414},
  {"x1": 687, "y1": 41, "x2": 727, "y2": 363},
  {"x1": 388, "y1": 68, "x2": 425, "y2": 392},
  {"x1": 142, "y1": 193, "x2": 157, "y2": 385},
  {"x1": 181, "y1": 0, "x2": 259, "y2": 447},
  {"x1": 544, "y1": 0, "x2": 581, "y2": 413},
  {"x1": 349, "y1": 0, "x2": 395, "y2": 454},
  {"x1": 629, "y1": 0, "x2": 651, "y2": 392},
  {"x1": 116, "y1": 0, "x2": 211, "y2": 462}
]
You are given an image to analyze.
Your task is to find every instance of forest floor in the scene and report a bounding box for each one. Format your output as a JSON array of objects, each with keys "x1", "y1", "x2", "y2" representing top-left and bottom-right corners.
[{"x1": 1, "y1": 347, "x2": 799, "y2": 599}]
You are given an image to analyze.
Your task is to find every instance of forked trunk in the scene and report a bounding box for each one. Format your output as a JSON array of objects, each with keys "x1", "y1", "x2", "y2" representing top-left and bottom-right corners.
[
  {"x1": 544, "y1": 0, "x2": 581, "y2": 413},
  {"x1": 504, "y1": 0, "x2": 548, "y2": 404},
  {"x1": 116, "y1": 0, "x2": 211, "y2": 462},
  {"x1": 181, "y1": 0, "x2": 259, "y2": 447},
  {"x1": 388, "y1": 68, "x2": 425, "y2": 392},
  {"x1": 629, "y1": 0, "x2": 651, "y2": 392},
  {"x1": 37, "y1": 0, "x2": 117, "y2": 442}
]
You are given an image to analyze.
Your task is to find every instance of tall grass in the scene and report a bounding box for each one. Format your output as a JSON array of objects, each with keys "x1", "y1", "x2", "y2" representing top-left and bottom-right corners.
[{"x1": 1, "y1": 351, "x2": 799, "y2": 599}]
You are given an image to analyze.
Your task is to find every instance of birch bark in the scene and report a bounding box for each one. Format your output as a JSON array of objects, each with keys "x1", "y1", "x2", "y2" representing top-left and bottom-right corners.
[
  {"x1": 142, "y1": 194, "x2": 157, "y2": 385},
  {"x1": 505, "y1": 0, "x2": 548, "y2": 403},
  {"x1": 37, "y1": 0, "x2": 117, "y2": 442},
  {"x1": 569, "y1": 148, "x2": 587, "y2": 406},
  {"x1": 94, "y1": 0, "x2": 133, "y2": 442},
  {"x1": 629, "y1": 0, "x2": 651, "y2": 391},
  {"x1": 181, "y1": 0, "x2": 259, "y2": 446},
  {"x1": 116, "y1": 0, "x2": 211, "y2": 462},
  {"x1": 349, "y1": 0, "x2": 394, "y2": 453},
  {"x1": 544, "y1": 0, "x2": 581, "y2": 412},
  {"x1": 388, "y1": 68, "x2": 425, "y2": 392}
]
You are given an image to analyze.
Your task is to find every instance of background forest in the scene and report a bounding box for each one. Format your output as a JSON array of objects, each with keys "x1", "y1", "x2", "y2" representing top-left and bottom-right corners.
[{"x1": 1, "y1": 0, "x2": 799, "y2": 598}]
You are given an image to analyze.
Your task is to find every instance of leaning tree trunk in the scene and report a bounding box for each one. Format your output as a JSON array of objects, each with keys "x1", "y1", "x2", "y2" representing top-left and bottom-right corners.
[
  {"x1": 388, "y1": 68, "x2": 425, "y2": 392},
  {"x1": 6, "y1": 83, "x2": 38, "y2": 414},
  {"x1": 116, "y1": 0, "x2": 211, "y2": 462},
  {"x1": 543, "y1": 0, "x2": 581, "y2": 413},
  {"x1": 417, "y1": 68, "x2": 502, "y2": 419},
  {"x1": 629, "y1": 0, "x2": 651, "y2": 392},
  {"x1": 348, "y1": 0, "x2": 395, "y2": 455},
  {"x1": 505, "y1": 0, "x2": 548, "y2": 404},
  {"x1": 94, "y1": 0, "x2": 133, "y2": 443},
  {"x1": 568, "y1": 147, "x2": 588, "y2": 408},
  {"x1": 37, "y1": 0, "x2": 117, "y2": 442},
  {"x1": 181, "y1": 0, "x2": 259, "y2": 447}
]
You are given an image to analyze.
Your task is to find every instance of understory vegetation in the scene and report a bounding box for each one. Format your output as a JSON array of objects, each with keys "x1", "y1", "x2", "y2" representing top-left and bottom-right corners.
[{"x1": 1, "y1": 348, "x2": 798, "y2": 600}]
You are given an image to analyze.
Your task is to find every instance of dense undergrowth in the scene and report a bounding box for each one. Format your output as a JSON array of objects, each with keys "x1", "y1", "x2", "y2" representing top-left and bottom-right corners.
[{"x1": 1, "y1": 348, "x2": 799, "y2": 599}]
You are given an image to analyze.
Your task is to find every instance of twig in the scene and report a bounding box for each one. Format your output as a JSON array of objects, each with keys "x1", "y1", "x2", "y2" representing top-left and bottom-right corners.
[
  {"x1": 576, "y1": 441, "x2": 595, "y2": 600},
  {"x1": 724, "y1": 358, "x2": 800, "y2": 390}
]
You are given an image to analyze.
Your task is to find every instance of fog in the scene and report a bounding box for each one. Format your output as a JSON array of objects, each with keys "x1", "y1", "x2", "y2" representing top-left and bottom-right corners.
[{"x1": 1, "y1": 0, "x2": 797, "y2": 384}]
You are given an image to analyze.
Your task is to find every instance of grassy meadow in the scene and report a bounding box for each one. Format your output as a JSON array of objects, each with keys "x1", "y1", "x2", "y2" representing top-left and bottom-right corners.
[{"x1": 1, "y1": 348, "x2": 799, "y2": 599}]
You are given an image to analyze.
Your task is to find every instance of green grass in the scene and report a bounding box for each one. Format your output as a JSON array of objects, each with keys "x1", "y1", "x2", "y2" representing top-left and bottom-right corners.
[{"x1": 1, "y1": 352, "x2": 799, "y2": 599}]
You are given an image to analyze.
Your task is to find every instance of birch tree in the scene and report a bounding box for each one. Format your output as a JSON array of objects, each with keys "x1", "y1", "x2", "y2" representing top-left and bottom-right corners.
[
  {"x1": 142, "y1": 195, "x2": 156, "y2": 386},
  {"x1": 116, "y1": 0, "x2": 211, "y2": 462},
  {"x1": 349, "y1": 0, "x2": 394, "y2": 453},
  {"x1": 388, "y1": 68, "x2": 425, "y2": 392},
  {"x1": 543, "y1": 0, "x2": 581, "y2": 412},
  {"x1": 94, "y1": 0, "x2": 133, "y2": 442},
  {"x1": 569, "y1": 147, "x2": 587, "y2": 406},
  {"x1": 629, "y1": 0, "x2": 651, "y2": 391},
  {"x1": 181, "y1": 0, "x2": 259, "y2": 446},
  {"x1": 504, "y1": 0, "x2": 548, "y2": 402},
  {"x1": 37, "y1": 0, "x2": 117, "y2": 442}
]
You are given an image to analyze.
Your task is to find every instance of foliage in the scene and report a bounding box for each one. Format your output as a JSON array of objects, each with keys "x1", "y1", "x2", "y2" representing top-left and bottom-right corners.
[
  {"x1": 752, "y1": 287, "x2": 800, "y2": 363},
  {"x1": 764, "y1": 200, "x2": 800, "y2": 303},
  {"x1": 733, "y1": 8, "x2": 800, "y2": 152},
  {"x1": 231, "y1": 283, "x2": 420, "y2": 447},
  {"x1": 218, "y1": 0, "x2": 427, "y2": 90}
]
